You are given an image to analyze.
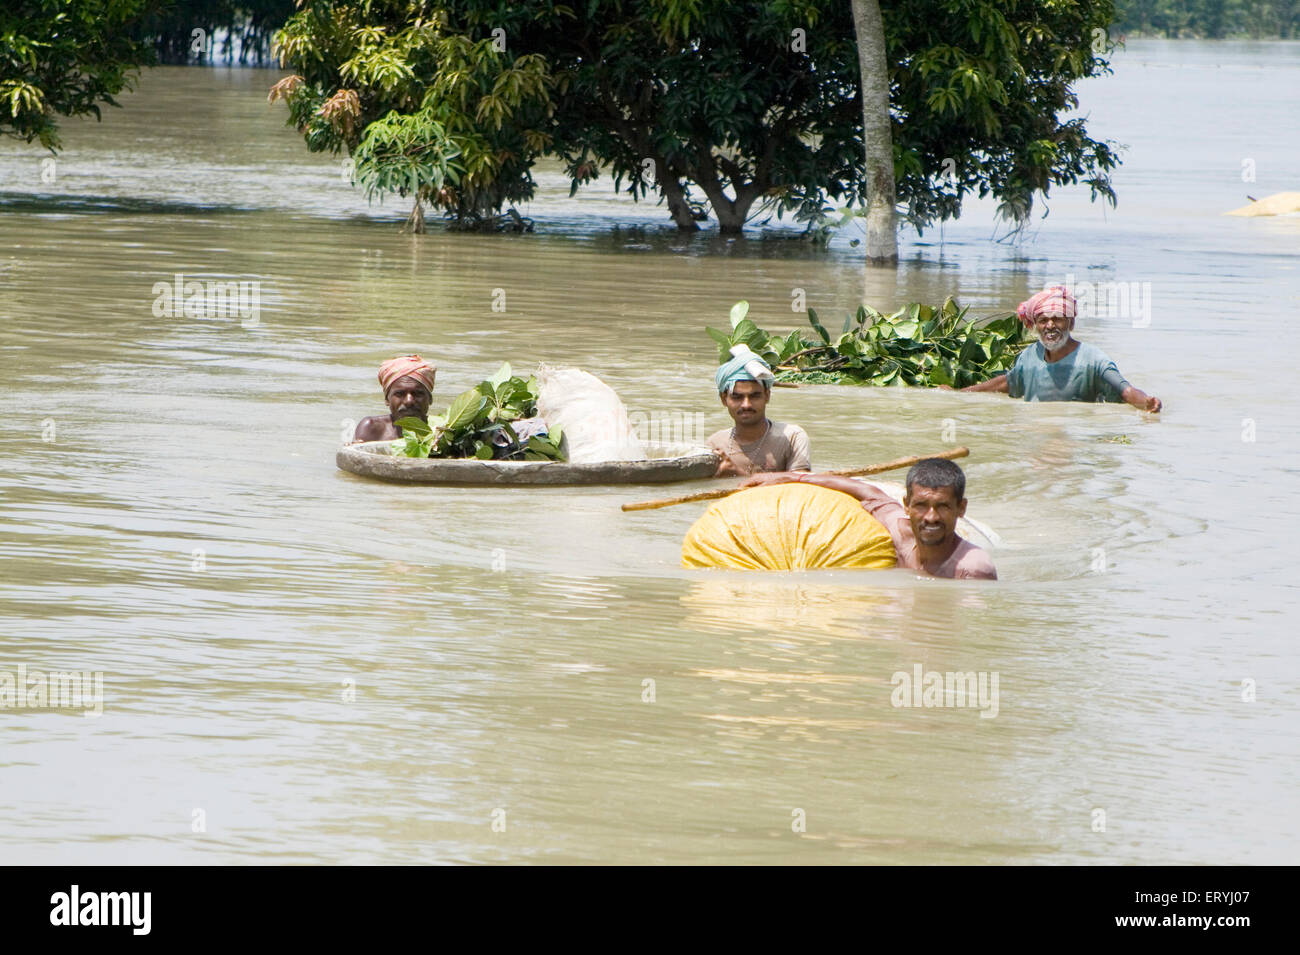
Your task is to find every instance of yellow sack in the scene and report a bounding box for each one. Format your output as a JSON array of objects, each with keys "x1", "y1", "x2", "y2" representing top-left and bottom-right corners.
[{"x1": 681, "y1": 483, "x2": 897, "y2": 571}]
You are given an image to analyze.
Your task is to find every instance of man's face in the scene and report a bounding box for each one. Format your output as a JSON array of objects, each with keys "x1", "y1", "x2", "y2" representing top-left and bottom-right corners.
[
  {"x1": 904, "y1": 483, "x2": 966, "y2": 547},
  {"x1": 721, "y1": 380, "x2": 769, "y2": 426},
  {"x1": 386, "y1": 377, "x2": 432, "y2": 421},
  {"x1": 1034, "y1": 313, "x2": 1075, "y2": 352}
]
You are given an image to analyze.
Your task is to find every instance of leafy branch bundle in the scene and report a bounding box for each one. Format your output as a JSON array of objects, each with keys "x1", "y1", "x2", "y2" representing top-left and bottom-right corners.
[
  {"x1": 392, "y1": 363, "x2": 564, "y2": 461},
  {"x1": 707, "y1": 299, "x2": 1032, "y2": 389}
]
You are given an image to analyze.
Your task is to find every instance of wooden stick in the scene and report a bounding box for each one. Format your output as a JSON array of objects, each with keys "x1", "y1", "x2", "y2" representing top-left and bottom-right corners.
[{"x1": 621, "y1": 446, "x2": 970, "y2": 511}]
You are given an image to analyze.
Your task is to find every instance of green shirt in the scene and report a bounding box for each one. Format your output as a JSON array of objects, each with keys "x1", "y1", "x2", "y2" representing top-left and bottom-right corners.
[{"x1": 1007, "y1": 341, "x2": 1130, "y2": 403}]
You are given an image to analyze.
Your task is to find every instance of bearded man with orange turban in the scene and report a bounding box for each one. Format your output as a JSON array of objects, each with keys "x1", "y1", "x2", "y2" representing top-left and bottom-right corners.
[
  {"x1": 351, "y1": 355, "x2": 438, "y2": 442},
  {"x1": 953, "y1": 287, "x2": 1161, "y2": 411}
]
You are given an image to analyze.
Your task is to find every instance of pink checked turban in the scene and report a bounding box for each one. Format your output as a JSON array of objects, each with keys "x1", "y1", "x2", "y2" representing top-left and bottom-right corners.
[
  {"x1": 1017, "y1": 287, "x2": 1078, "y2": 327},
  {"x1": 378, "y1": 355, "x2": 436, "y2": 396}
]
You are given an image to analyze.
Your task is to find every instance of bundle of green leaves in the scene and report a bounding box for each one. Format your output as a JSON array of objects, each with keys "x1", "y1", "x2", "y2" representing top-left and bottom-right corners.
[
  {"x1": 392, "y1": 363, "x2": 564, "y2": 461},
  {"x1": 707, "y1": 300, "x2": 1033, "y2": 389}
]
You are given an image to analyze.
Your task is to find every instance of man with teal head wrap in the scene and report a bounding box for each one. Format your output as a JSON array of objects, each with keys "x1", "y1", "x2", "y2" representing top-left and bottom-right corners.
[
  {"x1": 715, "y1": 348, "x2": 776, "y2": 394},
  {"x1": 707, "y1": 346, "x2": 811, "y2": 478}
]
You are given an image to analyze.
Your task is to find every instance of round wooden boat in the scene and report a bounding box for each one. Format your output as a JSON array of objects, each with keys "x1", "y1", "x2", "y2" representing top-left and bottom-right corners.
[{"x1": 337, "y1": 440, "x2": 719, "y2": 486}]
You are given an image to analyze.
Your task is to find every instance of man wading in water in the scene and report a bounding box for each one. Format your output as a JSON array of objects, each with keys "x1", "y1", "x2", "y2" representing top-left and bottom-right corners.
[
  {"x1": 707, "y1": 346, "x2": 812, "y2": 477},
  {"x1": 743, "y1": 458, "x2": 997, "y2": 580},
  {"x1": 951, "y1": 287, "x2": 1162, "y2": 411},
  {"x1": 352, "y1": 355, "x2": 437, "y2": 442}
]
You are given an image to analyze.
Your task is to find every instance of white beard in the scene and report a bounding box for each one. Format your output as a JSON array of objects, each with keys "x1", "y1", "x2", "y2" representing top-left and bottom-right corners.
[{"x1": 1040, "y1": 330, "x2": 1071, "y2": 354}]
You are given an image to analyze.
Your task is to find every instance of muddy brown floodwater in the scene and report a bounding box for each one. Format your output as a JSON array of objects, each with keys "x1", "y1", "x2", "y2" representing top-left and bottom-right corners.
[{"x1": 1, "y1": 40, "x2": 1297, "y2": 863}]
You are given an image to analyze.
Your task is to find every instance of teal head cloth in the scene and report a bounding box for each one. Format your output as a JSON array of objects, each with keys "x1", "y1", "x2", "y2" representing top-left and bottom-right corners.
[{"x1": 716, "y1": 346, "x2": 775, "y2": 395}]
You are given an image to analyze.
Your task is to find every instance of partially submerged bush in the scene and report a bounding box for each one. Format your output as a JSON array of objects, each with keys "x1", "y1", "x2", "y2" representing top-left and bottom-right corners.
[
  {"x1": 707, "y1": 299, "x2": 1032, "y2": 389},
  {"x1": 393, "y1": 363, "x2": 564, "y2": 461}
]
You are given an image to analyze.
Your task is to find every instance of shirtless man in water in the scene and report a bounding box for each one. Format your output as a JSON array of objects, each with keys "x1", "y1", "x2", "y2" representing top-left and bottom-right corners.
[
  {"x1": 352, "y1": 355, "x2": 437, "y2": 442},
  {"x1": 743, "y1": 457, "x2": 997, "y2": 580}
]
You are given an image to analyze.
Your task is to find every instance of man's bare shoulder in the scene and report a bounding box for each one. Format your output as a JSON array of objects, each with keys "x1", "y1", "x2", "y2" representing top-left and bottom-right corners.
[
  {"x1": 353, "y1": 415, "x2": 396, "y2": 442},
  {"x1": 953, "y1": 539, "x2": 998, "y2": 580}
]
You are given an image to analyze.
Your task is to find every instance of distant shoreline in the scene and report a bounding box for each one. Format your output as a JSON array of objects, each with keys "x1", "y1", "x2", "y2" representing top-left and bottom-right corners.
[
  {"x1": 161, "y1": 35, "x2": 1300, "y2": 70},
  {"x1": 1112, "y1": 32, "x2": 1300, "y2": 41}
]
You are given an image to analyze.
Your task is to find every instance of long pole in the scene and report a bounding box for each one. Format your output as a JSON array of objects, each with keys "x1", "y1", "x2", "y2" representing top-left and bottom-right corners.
[{"x1": 621, "y1": 447, "x2": 970, "y2": 512}]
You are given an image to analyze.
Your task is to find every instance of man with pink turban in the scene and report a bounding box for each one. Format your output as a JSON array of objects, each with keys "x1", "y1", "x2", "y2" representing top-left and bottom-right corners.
[
  {"x1": 954, "y1": 286, "x2": 1161, "y2": 411},
  {"x1": 351, "y1": 355, "x2": 438, "y2": 442}
]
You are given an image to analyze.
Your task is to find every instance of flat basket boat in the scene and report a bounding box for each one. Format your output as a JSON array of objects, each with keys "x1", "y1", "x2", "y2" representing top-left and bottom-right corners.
[{"x1": 336, "y1": 440, "x2": 719, "y2": 486}]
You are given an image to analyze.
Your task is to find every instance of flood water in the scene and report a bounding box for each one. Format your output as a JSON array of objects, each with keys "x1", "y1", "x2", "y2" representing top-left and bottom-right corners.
[{"x1": 1, "y1": 40, "x2": 1297, "y2": 864}]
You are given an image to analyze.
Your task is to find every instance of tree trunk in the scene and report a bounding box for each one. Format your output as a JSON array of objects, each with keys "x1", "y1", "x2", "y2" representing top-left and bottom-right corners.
[
  {"x1": 406, "y1": 194, "x2": 426, "y2": 234},
  {"x1": 658, "y1": 171, "x2": 700, "y2": 231},
  {"x1": 851, "y1": 0, "x2": 898, "y2": 264},
  {"x1": 691, "y1": 148, "x2": 761, "y2": 234},
  {"x1": 712, "y1": 198, "x2": 756, "y2": 234}
]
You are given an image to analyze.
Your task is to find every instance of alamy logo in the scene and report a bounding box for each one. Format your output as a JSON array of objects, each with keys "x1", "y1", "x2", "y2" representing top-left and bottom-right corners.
[
  {"x1": 1060, "y1": 273, "x2": 1152, "y2": 328},
  {"x1": 49, "y1": 885, "x2": 151, "y2": 935},
  {"x1": 628, "y1": 411, "x2": 708, "y2": 445},
  {"x1": 890, "y1": 664, "x2": 1000, "y2": 718},
  {"x1": 0, "y1": 664, "x2": 103, "y2": 718},
  {"x1": 152, "y1": 273, "x2": 261, "y2": 327}
]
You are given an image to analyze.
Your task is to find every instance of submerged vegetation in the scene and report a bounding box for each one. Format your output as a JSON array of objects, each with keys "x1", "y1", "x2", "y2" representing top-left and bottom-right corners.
[
  {"x1": 133, "y1": 1, "x2": 294, "y2": 65},
  {"x1": 708, "y1": 300, "x2": 1032, "y2": 389},
  {"x1": 268, "y1": 0, "x2": 1122, "y2": 238},
  {"x1": 392, "y1": 363, "x2": 565, "y2": 461},
  {"x1": 1, "y1": 0, "x2": 156, "y2": 149}
]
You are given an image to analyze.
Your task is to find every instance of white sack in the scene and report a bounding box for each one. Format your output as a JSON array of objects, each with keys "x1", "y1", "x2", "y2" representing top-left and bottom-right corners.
[{"x1": 536, "y1": 365, "x2": 647, "y2": 463}]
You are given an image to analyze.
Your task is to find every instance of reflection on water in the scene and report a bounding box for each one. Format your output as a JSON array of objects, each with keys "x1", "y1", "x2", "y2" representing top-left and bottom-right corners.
[
  {"x1": 681, "y1": 577, "x2": 909, "y2": 640},
  {"x1": 1, "y1": 42, "x2": 1297, "y2": 864}
]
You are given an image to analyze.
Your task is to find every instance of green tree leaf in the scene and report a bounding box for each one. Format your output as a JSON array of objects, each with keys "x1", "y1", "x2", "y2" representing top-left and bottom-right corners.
[
  {"x1": 706, "y1": 296, "x2": 1029, "y2": 390},
  {"x1": 807, "y1": 308, "x2": 831, "y2": 345},
  {"x1": 444, "y1": 389, "x2": 488, "y2": 431},
  {"x1": 394, "y1": 415, "x2": 431, "y2": 436}
]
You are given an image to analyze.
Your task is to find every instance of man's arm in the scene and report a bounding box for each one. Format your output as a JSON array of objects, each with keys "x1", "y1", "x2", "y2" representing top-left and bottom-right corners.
[
  {"x1": 708, "y1": 431, "x2": 747, "y2": 478},
  {"x1": 1098, "y1": 356, "x2": 1160, "y2": 412},
  {"x1": 714, "y1": 452, "x2": 744, "y2": 478},
  {"x1": 740, "y1": 471, "x2": 888, "y2": 504},
  {"x1": 961, "y1": 374, "x2": 1009, "y2": 393},
  {"x1": 1120, "y1": 385, "x2": 1162, "y2": 412},
  {"x1": 936, "y1": 374, "x2": 1009, "y2": 393}
]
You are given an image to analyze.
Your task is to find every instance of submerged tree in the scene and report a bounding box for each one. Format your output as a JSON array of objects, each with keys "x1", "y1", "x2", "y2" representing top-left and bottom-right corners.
[
  {"x1": 269, "y1": 0, "x2": 1121, "y2": 244},
  {"x1": 534, "y1": 1, "x2": 870, "y2": 235},
  {"x1": 1, "y1": 0, "x2": 157, "y2": 150},
  {"x1": 270, "y1": 2, "x2": 555, "y2": 231},
  {"x1": 132, "y1": 0, "x2": 296, "y2": 65},
  {"x1": 350, "y1": 98, "x2": 463, "y2": 234},
  {"x1": 441, "y1": 0, "x2": 1122, "y2": 241},
  {"x1": 884, "y1": 0, "x2": 1121, "y2": 232}
]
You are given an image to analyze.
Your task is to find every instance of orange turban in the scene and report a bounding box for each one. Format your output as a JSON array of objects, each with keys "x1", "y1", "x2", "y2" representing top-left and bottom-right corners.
[
  {"x1": 1017, "y1": 287, "x2": 1077, "y2": 327},
  {"x1": 378, "y1": 355, "x2": 436, "y2": 396}
]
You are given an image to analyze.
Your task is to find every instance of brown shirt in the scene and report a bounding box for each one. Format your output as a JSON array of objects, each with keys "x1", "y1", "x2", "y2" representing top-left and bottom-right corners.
[{"x1": 706, "y1": 420, "x2": 811, "y2": 476}]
